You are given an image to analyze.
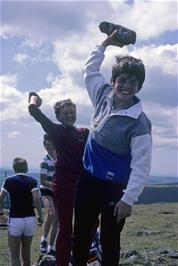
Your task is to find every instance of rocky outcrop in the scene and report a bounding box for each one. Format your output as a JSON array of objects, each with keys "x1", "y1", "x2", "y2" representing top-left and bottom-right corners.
[{"x1": 119, "y1": 248, "x2": 178, "y2": 265}]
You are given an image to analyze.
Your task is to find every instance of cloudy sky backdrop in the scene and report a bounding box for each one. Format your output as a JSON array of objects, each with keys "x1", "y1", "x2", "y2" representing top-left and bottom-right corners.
[{"x1": 1, "y1": 0, "x2": 177, "y2": 177}]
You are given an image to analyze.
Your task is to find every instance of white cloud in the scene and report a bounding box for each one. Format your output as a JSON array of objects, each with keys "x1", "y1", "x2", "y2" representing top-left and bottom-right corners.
[
  {"x1": 107, "y1": 0, "x2": 128, "y2": 10},
  {"x1": 2, "y1": 1, "x2": 177, "y2": 42},
  {"x1": 21, "y1": 39, "x2": 43, "y2": 49},
  {"x1": 0, "y1": 74, "x2": 17, "y2": 86},
  {"x1": 1, "y1": 101, "x2": 28, "y2": 122},
  {"x1": 107, "y1": 0, "x2": 177, "y2": 40},
  {"x1": 143, "y1": 102, "x2": 178, "y2": 150},
  {"x1": 38, "y1": 75, "x2": 90, "y2": 107},
  {"x1": 0, "y1": 73, "x2": 90, "y2": 123},
  {"x1": 46, "y1": 72, "x2": 55, "y2": 84},
  {"x1": 53, "y1": 31, "x2": 177, "y2": 79},
  {"x1": 13, "y1": 43, "x2": 53, "y2": 66},
  {"x1": 14, "y1": 53, "x2": 30, "y2": 64},
  {"x1": 131, "y1": 44, "x2": 178, "y2": 76},
  {"x1": 0, "y1": 25, "x2": 14, "y2": 39},
  {"x1": 53, "y1": 35, "x2": 89, "y2": 75},
  {"x1": 7, "y1": 130, "x2": 19, "y2": 139},
  {"x1": 0, "y1": 75, "x2": 19, "y2": 104},
  {"x1": 0, "y1": 75, "x2": 27, "y2": 121}
]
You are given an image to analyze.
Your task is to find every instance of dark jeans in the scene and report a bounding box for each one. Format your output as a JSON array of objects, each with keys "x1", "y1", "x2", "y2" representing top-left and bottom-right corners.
[{"x1": 72, "y1": 170, "x2": 127, "y2": 266}]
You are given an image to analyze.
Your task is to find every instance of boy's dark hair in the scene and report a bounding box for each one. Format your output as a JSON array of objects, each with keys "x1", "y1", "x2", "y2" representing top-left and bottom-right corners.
[
  {"x1": 12, "y1": 157, "x2": 28, "y2": 173},
  {"x1": 111, "y1": 56, "x2": 145, "y2": 90},
  {"x1": 53, "y1": 99, "x2": 76, "y2": 121}
]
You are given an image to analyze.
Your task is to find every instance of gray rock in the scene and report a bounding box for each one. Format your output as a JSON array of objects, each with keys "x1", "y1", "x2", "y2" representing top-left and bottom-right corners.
[{"x1": 122, "y1": 250, "x2": 138, "y2": 258}]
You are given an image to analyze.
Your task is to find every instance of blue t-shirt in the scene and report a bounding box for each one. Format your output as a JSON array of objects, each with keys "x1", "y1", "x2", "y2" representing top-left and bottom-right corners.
[{"x1": 2, "y1": 173, "x2": 38, "y2": 218}]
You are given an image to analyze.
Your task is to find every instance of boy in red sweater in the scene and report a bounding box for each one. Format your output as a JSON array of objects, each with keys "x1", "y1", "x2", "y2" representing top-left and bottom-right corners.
[{"x1": 28, "y1": 93, "x2": 98, "y2": 266}]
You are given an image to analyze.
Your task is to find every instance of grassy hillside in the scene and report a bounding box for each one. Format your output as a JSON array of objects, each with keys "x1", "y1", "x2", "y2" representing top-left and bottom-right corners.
[{"x1": 0, "y1": 203, "x2": 178, "y2": 266}]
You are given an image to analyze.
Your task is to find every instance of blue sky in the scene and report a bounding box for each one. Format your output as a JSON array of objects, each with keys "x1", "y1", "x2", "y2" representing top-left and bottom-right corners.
[{"x1": 0, "y1": 0, "x2": 177, "y2": 177}]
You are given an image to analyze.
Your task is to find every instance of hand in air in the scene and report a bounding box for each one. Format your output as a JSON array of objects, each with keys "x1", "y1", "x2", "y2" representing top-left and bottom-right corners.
[{"x1": 102, "y1": 30, "x2": 125, "y2": 48}]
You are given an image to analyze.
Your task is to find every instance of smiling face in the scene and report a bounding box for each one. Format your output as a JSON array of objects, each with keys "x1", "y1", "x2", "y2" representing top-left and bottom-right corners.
[
  {"x1": 112, "y1": 73, "x2": 139, "y2": 107},
  {"x1": 58, "y1": 104, "x2": 76, "y2": 127}
]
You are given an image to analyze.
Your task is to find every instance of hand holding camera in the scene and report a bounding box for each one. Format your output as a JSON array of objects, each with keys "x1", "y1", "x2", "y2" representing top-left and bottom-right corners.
[{"x1": 99, "y1": 21, "x2": 136, "y2": 47}]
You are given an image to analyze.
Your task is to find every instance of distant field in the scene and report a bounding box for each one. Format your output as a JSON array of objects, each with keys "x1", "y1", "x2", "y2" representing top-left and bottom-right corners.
[
  {"x1": 0, "y1": 203, "x2": 178, "y2": 266},
  {"x1": 137, "y1": 184, "x2": 178, "y2": 204}
]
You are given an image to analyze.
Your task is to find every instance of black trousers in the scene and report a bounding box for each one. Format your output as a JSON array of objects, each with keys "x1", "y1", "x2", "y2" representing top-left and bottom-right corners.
[{"x1": 72, "y1": 170, "x2": 127, "y2": 266}]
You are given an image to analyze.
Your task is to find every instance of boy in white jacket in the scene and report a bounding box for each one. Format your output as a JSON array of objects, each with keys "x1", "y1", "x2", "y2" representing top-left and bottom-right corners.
[{"x1": 72, "y1": 30, "x2": 152, "y2": 266}]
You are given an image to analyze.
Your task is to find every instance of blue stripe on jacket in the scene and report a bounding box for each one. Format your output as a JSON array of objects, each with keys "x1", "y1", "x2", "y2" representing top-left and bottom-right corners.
[{"x1": 83, "y1": 135, "x2": 131, "y2": 184}]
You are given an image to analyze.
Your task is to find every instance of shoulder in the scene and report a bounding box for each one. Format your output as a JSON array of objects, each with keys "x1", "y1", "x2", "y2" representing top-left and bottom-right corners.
[
  {"x1": 77, "y1": 127, "x2": 89, "y2": 138},
  {"x1": 41, "y1": 154, "x2": 49, "y2": 161},
  {"x1": 26, "y1": 175, "x2": 38, "y2": 187},
  {"x1": 77, "y1": 127, "x2": 89, "y2": 133},
  {"x1": 138, "y1": 112, "x2": 152, "y2": 131},
  {"x1": 41, "y1": 154, "x2": 52, "y2": 164},
  {"x1": 129, "y1": 112, "x2": 151, "y2": 138},
  {"x1": 1, "y1": 175, "x2": 13, "y2": 189},
  {"x1": 3, "y1": 174, "x2": 18, "y2": 183},
  {"x1": 40, "y1": 153, "x2": 50, "y2": 163}
]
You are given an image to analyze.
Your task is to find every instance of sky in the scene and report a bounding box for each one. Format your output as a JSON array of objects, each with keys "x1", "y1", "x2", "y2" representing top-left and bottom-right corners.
[{"x1": 0, "y1": 0, "x2": 177, "y2": 177}]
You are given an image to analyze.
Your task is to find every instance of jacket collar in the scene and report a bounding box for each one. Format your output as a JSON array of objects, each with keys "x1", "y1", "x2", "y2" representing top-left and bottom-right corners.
[{"x1": 107, "y1": 91, "x2": 143, "y2": 119}]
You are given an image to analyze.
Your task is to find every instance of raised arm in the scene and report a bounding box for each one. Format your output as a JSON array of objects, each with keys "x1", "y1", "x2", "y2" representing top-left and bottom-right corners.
[
  {"x1": 83, "y1": 30, "x2": 125, "y2": 107},
  {"x1": 28, "y1": 92, "x2": 58, "y2": 141},
  {"x1": 28, "y1": 92, "x2": 42, "y2": 107}
]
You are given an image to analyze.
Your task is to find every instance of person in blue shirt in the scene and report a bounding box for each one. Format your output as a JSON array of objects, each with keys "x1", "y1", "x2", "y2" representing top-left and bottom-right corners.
[
  {"x1": 72, "y1": 29, "x2": 152, "y2": 266},
  {"x1": 0, "y1": 157, "x2": 43, "y2": 266}
]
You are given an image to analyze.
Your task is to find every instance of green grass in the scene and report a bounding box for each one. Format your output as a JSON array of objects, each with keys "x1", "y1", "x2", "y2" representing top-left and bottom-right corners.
[{"x1": 0, "y1": 203, "x2": 178, "y2": 265}]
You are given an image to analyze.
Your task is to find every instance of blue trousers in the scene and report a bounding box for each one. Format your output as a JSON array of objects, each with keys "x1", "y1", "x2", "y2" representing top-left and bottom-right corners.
[{"x1": 72, "y1": 170, "x2": 127, "y2": 266}]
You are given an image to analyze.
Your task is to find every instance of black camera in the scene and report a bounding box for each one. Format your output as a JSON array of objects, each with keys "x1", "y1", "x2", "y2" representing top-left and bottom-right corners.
[{"x1": 99, "y1": 21, "x2": 136, "y2": 45}]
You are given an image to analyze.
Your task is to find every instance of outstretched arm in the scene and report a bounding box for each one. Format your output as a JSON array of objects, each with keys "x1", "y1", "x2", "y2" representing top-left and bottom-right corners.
[
  {"x1": 83, "y1": 30, "x2": 125, "y2": 107},
  {"x1": 28, "y1": 92, "x2": 59, "y2": 141}
]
